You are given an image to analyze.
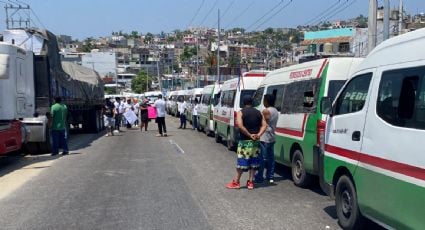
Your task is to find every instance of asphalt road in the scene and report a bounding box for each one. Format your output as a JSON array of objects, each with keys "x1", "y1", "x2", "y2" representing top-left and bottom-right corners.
[{"x1": 0, "y1": 116, "x2": 347, "y2": 230}]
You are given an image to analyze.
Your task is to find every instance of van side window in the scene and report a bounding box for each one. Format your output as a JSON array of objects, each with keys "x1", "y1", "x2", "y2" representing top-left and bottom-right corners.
[
  {"x1": 239, "y1": 90, "x2": 255, "y2": 108},
  {"x1": 202, "y1": 94, "x2": 211, "y2": 104},
  {"x1": 221, "y1": 91, "x2": 231, "y2": 107},
  {"x1": 281, "y1": 79, "x2": 321, "y2": 114},
  {"x1": 334, "y1": 73, "x2": 372, "y2": 115},
  {"x1": 213, "y1": 92, "x2": 221, "y2": 106},
  {"x1": 377, "y1": 67, "x2": 425, "y2": 130},
  {"x1": 266, "y1": 85, "x2": 285, "y2": 112},
  {"x1": 252, "y1": 87, "x2": 264, "y2": 107}
]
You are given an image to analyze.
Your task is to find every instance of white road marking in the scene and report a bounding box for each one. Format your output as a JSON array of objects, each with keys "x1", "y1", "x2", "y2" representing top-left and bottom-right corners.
[{"x1": 169, "y1": 139, "x2": 185, "y2": 154}]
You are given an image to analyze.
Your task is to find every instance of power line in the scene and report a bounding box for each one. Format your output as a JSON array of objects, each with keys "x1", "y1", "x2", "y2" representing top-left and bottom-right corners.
[
  {"x1": 198, "y1": 0, "x2": 219, "y2": 26},
  {"x1": 312, "y1": 0, "x2": 351, "y2": 26},
  {"x1": 316, "y1": 0, "x2": 357, "y2": 26},
  {"x1": 30, "y1": 8, "x2": 45, "y2": 28},
  {"x1": 303, "y1": 0, "x2": 343, "y2": 26},
  {"x1": 224, "y1": 0, "x2": 255, "y2": 29},
  {"x1": 246, "y1": 0, "x2": 285, "y2": 31},
  {"x1": 212, "y1": 0, "x2": 235, "y2": 27},
  {"x1": 253, "y1": 0, "x2": 293, "y2": 31},
  {"x1": 187, "y1": 0, "x2": 206, "y2": 28}
]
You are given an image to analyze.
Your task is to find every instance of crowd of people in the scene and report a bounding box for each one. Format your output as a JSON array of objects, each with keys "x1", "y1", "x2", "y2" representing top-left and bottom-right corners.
[
  {"x1": 103, "y1": 94, "x2": 278, "y2": 189},
  {"x1": 51, "y1": 93, "x2": 277, "y2": 190},
  {"x1": 101, "y1": 95, "x2": 201, "y2": 137}
]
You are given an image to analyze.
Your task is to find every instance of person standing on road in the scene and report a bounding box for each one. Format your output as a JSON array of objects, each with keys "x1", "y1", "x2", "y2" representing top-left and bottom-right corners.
[
  {"x1": 154, "y1": 94, "x2": 167, "y2": 137},
  {"x1": 114, "y1": 97, "x2": 124, "y2": 132},
  {"x1": 226, "y1": 96, "x2": 266, "y2": 190},
  {"x1": 255, "y1": 94, "x2": 279, "y2": 184},
  {"x1": 133, "y1": 98, "x2": 140, "y2": 127},
  {"x1": 178, "y1": 100, "x2": 187, "y2": 129},
  {"x1": 192, "y1": 98, "x2": 199, "y2": 130},
  {"x1": 103, "y1": 98, "x2": 115, "y2": 137},
  {"x1": 124, "y1": 98, "x2": 134, "y2": 129},
  {"x1": 49, "y1": 97, "x2": 69, "y2": 156},
  {"x1": 139, "y1": 99, "x2": 149, "y2": 132}
]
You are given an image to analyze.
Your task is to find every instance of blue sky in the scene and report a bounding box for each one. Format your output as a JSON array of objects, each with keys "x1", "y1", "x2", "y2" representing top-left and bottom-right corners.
[{"x1": 2, "y1": 0, "x2": 425, "y2": 39}]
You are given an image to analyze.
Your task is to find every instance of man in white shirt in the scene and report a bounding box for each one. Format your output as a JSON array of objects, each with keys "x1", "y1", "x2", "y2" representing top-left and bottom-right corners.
[
  {"x1": 154, "y1": 94, "x2": 167, "y2": 137},
  {"x1": 192, "y1": 98, "x2": 199, "y2": 130},
  {"x1": 178, "y1": 100, "x2": 187, "y2": 129},
  {"x1": 114, "y1": 97, "x2": 125, "y2": 132}
]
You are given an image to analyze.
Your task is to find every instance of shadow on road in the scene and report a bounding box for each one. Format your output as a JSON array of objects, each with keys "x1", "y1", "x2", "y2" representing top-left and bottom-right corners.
[{"x1": 0, "y1": 132, "x2": 104, "y2": 178}]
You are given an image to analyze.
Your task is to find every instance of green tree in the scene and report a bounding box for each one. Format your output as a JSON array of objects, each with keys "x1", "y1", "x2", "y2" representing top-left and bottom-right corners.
[
  {"x1": 81, "y1": 37, "x2": 95, "y2": 52},
  {"x1": 173, "y1": 29, "x2": 183, "y2": 40},
  {"x1": 181, "y1": 46, "x2": 197, "y2": 63},
  {"x1": 130, "y1": 31, "x2": 139, "y2": 38},
  {"x1": 144, "y1": 32, "x2": 154, "y2": 44},
  {"x1": 131, "y1": 71, "x2": 151, "y2": 93},
  {"x1": 166, "y1": 36, "x2": 176, "y2": 43},
  {"x1": 356, "y1": 14, "x2": 368, "y2": 28}
]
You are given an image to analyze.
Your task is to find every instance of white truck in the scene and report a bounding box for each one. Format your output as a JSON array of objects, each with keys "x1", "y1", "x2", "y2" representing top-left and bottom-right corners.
[{"x1": 0, "y1": 28, "x2": 104, "y2": 154}]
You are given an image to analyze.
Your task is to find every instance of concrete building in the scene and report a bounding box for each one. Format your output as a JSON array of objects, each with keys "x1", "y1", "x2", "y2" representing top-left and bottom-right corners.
[{"x1": 81, "y1": 51, "x2": 117, "y2": 78}]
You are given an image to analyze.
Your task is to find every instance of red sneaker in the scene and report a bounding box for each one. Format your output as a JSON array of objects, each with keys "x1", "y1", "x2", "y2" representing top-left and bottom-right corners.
[
  {"x1": 226, "y1": 180, "x2": 240, "y2": 189},
  {"x1": 247, "y1": 180, "x2": 254, "y2": 190}
]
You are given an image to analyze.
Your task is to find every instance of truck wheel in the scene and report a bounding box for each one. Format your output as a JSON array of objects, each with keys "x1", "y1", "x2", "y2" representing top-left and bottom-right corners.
[
  {"x1": 38, "y1": 129, "x2": 52, "y2": 154},
  {"x1": 291, "y1": 150, "x2": 312, "y2": 187},
  {"x1": 24, "y1": 142, "x2": 40, "y2": 155},
  {"x1": 227, "y1": 132, "x2": 236, "y2": 151},
  {"x1": 215, "y1": 128, "x2": 222, "y2": 143},
  {"x1": 335, "y1": 175, "x2": 365, "y2": 230}
]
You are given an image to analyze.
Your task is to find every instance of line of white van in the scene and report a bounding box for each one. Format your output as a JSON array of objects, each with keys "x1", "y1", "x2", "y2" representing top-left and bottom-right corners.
[
  {"x1": 147, "y1": 28, "x2": 425, "y2": 229},
  {"x1": 186, "y1": 28, "x2": 425, "y2": 229}
]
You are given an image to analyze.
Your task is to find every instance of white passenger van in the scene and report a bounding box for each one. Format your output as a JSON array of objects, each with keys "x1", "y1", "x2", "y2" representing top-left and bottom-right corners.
[
  {"x1": 186, "y1": 88, "x2": 203, "y2": 123},
  {"x1": 198, "y1": 83, "x2": 221, "y2": 133},
  {"x1": 213, "y1": 70, "x2": 269, "y2": 150},
  {"x1": 144, "y1": 91, "x2": 162, "y2": 104},
  {"x1": 166, "y1": 91, "x2": 178, "y2": 115},
  {"x1": 320, "y1": 29, "x2": 425, "y2": 229},
  {"x1": 252, "y1": 58, "x2": 362, "y2": 187}
]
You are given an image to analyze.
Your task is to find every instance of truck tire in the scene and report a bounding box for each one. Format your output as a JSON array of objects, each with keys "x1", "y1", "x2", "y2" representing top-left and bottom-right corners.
[
  {"x1": 24, "y1": 142, "x2": 40, "y2": 155},
  {"x1": 38, "y1": 129, "x2": 52, "y2": 154},
  {"x1": 291, "y1": 150, "x2": 312, "y2": 187},
  {"x1": 335, "y1": 175, "x2": 365, "y2": 230}
]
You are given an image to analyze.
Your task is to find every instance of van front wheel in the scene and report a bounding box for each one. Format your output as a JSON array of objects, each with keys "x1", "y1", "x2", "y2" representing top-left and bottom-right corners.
[
  {"x1": 335, "y1": 175, "x2": 365, "y2": 230},
  {"x1": 291, "y1": 150, "x2": 311, "y2": 187}
]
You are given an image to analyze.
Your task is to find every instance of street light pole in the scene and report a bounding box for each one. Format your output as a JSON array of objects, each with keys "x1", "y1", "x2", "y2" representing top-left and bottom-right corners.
[{"x1": 217, "y1": 9, "x2": 220, "y2": 83}]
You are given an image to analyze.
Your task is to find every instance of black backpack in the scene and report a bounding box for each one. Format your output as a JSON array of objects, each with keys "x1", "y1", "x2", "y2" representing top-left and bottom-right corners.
[{"x1": 105, "y1": 105, "x2": 114, "y2": 117}]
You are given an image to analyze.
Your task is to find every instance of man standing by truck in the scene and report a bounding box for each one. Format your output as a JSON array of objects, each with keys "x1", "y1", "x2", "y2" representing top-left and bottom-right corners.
[
  {"x1": 50, "y1": 97, "x2": 69, "y2": 156},
  {"x1": 114, "y1": 97, "x2": 124, "y2": 132}
]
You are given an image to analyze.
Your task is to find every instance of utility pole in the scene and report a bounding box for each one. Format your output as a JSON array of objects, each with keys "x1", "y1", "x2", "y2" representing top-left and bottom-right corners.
[
  {"x1": 399, "y1": 0, "x2": 404, "y2": 35},
  {"x1": 217, "y1": 9, "x2": 220, "y2": 83},
  {"x1": 368, "y1": 0, "x2": 377, "y2": 53},
  {"x1": 156, "y1": 49, "x2": 162, "y2": 92},
  {"x1": 5, "y1": 3, "x2": 31, "y2": 29},
  {"x1": 146, "y1": 66, "x2": 149, "y2": 92},
  {"x1": 383, "y1": 0, "x2": 390, "y2": 41},
  {"x1": 196, "y1": 31, "x2": 199, "y2": 88}
]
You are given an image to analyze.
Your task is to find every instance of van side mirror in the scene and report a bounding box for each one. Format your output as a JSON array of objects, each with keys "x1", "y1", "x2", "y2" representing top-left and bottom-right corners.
[{"x1": 320, "y1": 97, "x2": 333, "y2": 115}]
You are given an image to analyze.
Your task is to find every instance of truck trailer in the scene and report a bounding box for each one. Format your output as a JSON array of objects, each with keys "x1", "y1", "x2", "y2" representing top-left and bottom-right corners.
[{"x1": 0, "y1": 28, "x2": 104, "y2": 155}]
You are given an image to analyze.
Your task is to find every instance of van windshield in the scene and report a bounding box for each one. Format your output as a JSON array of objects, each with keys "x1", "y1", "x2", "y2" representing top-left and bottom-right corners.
[
  {"x1": 239, "y1": 90, "x2": 256, "y2": 108},
  {"x1": 328, "y1": 80, "x2": 347, "y2": 102}
]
